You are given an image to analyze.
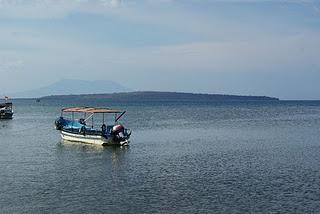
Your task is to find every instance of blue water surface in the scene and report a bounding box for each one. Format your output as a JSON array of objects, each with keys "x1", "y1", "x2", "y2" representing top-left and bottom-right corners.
[{"x1": 1, "y1": 99, "x2": 320, "y2": 213}]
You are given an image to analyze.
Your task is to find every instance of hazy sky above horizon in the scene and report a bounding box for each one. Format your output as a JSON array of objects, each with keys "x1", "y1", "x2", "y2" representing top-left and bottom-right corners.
[{"x1": 0, "y1": 0, "x2": 319, "y2": 100}]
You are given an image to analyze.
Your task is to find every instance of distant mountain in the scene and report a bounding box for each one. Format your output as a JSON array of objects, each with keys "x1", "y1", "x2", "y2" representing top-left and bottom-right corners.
[
  {"x1": 11, "y1": 79, "x2": 131, "y2": 98},
  {"x1": 41, "y1": 91, "x2": 280, "y2": 102}
]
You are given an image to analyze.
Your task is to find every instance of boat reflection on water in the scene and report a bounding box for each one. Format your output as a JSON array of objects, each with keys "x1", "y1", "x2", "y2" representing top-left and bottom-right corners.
[
  {"x1": 0, "y1": 119, "x2": 13, "y2": 129},
  {"x1": 56, "y1": 139, "x2": 130, "y2": 166}
]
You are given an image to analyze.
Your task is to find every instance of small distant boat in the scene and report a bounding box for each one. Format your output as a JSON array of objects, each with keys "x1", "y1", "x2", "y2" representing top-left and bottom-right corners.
[
  {"x1": 55, "y1": 107, "x2": 131, "y2": 146},
  {"x1": 0, "y1": 102, "x2": 13, "y2": 119}
]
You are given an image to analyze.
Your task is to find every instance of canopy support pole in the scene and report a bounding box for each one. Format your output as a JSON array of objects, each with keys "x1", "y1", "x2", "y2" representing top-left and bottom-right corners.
[
  {"x1": 84, "y1": 113, "x2": 94, "y2": 122},
  {"x1": 92, "y1": 115, "x2": 94, "y2": 129},
  {"x1": 115, "y1": 111, "x2": 126, "y2": 122},
  {"x1": 72, "y1": 112, "x2": 74, "y2": 132}
]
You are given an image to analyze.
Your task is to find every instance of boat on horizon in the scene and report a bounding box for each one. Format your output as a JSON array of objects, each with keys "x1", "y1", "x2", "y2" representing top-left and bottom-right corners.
[
  {"x1": 55, "y1": 107, "x2": 131, "y2": 146},
  {"x1": 0, "y1": 100, "x2": 14, "y2": 119}
]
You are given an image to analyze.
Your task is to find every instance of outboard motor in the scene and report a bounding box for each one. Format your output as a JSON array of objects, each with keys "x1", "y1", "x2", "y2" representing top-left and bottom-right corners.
[
  {"x1": 112, "y1": 124, "x2": 124, "y2": 134},
  {"x1": 112, "y1": 124, "x2": 131, "y2": 144}
]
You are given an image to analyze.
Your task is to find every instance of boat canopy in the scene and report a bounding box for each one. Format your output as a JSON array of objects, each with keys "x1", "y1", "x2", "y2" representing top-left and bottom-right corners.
[{"x1": 62, "y1": 107, "x2": 123, "y2": 114}]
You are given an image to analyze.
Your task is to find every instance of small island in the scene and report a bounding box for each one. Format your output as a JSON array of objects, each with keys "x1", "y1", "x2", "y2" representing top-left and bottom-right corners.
[{"x1": 40, "y1": 91, "x2": 279, "y2": 102}]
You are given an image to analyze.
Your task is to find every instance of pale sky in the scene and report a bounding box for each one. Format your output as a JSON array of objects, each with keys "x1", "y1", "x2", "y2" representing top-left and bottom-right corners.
[{"x1": 0, "y1": 0, "x2": 320, "y2": 100}]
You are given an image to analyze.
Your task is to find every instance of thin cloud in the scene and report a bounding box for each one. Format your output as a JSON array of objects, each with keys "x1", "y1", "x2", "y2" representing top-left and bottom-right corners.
[
  {"x1": 0, "y1": 0, "x2": 318, "y2": 19},
  {"x1": 0, "y1": 0, "x2": 122, "y2": 19},
  {"x1": 110, "y1": 0, "x2": 121, "y2": 8}
]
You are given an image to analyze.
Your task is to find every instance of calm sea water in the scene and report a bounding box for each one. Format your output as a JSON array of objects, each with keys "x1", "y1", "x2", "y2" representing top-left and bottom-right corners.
[{"x1": 1, "y1": 99, "x2": 320, "y2": 213}]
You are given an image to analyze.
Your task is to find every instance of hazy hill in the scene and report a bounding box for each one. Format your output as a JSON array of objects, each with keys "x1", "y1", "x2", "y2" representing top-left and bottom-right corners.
[
  {"x1": 11, "y1": 79, "x2": 131, "y2": 98},
  {"x1": 40, "y1": 91, "x2": 279, "y2": 102}
]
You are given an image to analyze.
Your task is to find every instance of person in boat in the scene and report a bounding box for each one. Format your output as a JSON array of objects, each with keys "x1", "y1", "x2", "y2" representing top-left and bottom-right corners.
[
  {"x1": 101, "y1": 124, "x2": 107, "y2": 137},
  {"x1": 79, "y1": 118, "x2": 86, "y2": 125}
]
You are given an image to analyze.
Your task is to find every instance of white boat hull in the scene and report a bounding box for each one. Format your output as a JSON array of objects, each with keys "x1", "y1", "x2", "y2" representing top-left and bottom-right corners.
[{"x1": 60, "y1": 130, "x2": 129, "y2": 146}]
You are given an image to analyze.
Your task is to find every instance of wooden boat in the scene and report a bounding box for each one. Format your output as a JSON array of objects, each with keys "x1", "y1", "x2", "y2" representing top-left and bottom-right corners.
[
  {"x1": 55, "y1": 107, "x2": 131, "y2": 146},
  {"x1": 0, "y1": 102, "x2": 13, "y2": 119}
]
